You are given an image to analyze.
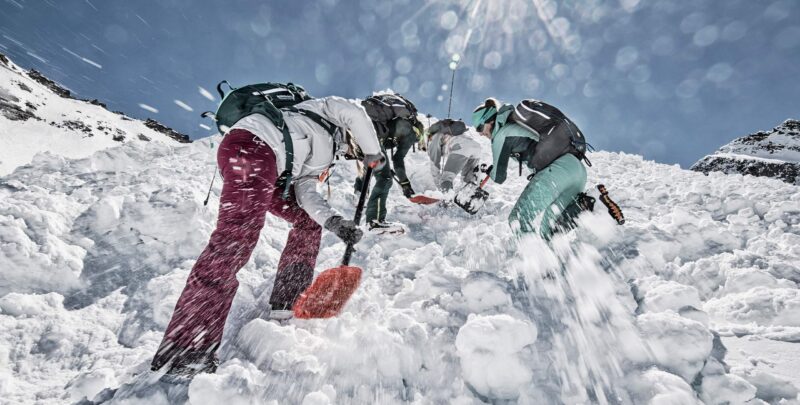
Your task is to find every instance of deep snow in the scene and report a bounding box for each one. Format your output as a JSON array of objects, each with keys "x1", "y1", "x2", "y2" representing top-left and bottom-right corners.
[
  {"x1": 1, "y1": 126, "x2": 799, "y2": 403},
  {"x1": 1, "y1": 52, "x2": 799, "y2": 404}
]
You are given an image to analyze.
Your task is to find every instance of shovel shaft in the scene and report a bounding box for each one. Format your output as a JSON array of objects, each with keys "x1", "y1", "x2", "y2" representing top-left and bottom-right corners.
[{"x1": 342, "y1": 166, "x2": 373, "y2": 266}]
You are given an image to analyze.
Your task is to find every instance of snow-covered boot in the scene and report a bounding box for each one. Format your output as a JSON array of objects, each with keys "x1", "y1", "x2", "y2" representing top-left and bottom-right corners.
[{"x1": 368, "y1": 220, "x2": 406, "y2": 235}]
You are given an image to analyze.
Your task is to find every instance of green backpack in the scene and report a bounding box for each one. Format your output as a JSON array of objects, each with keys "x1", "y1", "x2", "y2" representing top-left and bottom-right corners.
[{"x1": 202, "y1": 81, "x2": 339, "y2": 198}]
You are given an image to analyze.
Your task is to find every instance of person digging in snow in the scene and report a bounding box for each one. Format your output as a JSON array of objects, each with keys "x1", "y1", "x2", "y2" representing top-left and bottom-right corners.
[
  {"x1": 426, "y1": 118, "x2": 484, "y2": 193},
  {"x1": 471, "y1": 97, "x2": 592, "y2": 239},
  {"x1": 354, "y1": 93, "x2": 425, "y2": 234},
  {"x1": 151, "y1": 94, "x2": 384, "y2": 377}
]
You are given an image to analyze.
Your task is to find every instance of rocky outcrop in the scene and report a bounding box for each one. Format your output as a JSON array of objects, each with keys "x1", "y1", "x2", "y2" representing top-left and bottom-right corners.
[
  {"x1": 144, "y1": 119, "x2": 191, "y2": 143},
  {"x1": 692, "y1": 120, "x2": 800, "y2": 185}
]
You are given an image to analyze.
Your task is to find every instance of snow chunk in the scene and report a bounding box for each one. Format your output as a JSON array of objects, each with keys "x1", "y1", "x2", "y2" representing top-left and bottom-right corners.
[
  {"x1": 637, "y1": 312, "x2": 713, "y2": 382},
  {"x1": 455, "y1": 314, "x2": 537, "y2": 400},
  {"x1": 705, "y1": 287, "x2": 800, "y2": 327}
]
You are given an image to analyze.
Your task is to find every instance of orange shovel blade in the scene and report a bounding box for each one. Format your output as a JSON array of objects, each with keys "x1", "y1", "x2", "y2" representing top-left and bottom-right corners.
[
  {"x1": 409, "y1": 195, "x2": 440, "y2": 205},
  {"x1": 293, "y1": 265, "x2": 362, "y2": 319}
]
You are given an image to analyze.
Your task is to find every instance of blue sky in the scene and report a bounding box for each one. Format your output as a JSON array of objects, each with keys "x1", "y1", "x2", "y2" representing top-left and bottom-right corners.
[{"x1": 1, "y1": 0, "x2": 798, "y2": 167}]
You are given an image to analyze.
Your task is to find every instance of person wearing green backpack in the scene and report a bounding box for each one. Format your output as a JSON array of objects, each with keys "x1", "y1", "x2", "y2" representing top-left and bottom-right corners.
[
  {"x1": 151, "y1": 88, "x2": 385, "y2": 378},
  {"x1": 355, "y1": 93, "x2": 425, "y2": 234},
  {"x1": 471, "y1": 98, "x2": 590, "y2": 239}
]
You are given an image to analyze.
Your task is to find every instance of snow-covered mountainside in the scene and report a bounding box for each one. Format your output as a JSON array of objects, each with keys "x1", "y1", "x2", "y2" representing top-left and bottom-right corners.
[
  {"x1": 1, "y1": 116, "x2": 799, "y2": 404},
  {"x1": 0, "y1": 52, "x2": 190, "y2": 176},
  {"x1": 692, "y1": 119, "x2": 800, "y2": 185}
]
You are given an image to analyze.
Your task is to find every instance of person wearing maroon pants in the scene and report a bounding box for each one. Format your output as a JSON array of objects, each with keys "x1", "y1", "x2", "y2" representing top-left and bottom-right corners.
[{"x1": 151, "y1": 96, "x2": 384, "y2": 377}]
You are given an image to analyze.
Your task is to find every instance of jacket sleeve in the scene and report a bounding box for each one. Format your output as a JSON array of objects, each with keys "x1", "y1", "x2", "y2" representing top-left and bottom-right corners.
[
  {"x1": 490, "y1": 137, "x2": 514, "y2": 184},
  {"x1": 293, "y1": 175, "x2": 339, "y2": 226},
  {"x1": 321, "y1": 96, "x2": 381, "y2": 156}
]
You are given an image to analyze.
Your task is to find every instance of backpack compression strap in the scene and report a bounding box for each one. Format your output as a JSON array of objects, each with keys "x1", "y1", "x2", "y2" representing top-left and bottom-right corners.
[{"x1": 274, "y1": 107, "x2": 340, "y2": 200}]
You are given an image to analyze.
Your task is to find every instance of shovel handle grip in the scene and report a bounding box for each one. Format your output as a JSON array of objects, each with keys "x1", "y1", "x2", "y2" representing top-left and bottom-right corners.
[
  {"x1": 479, "y1": 174, "x2": 490, "y2": 188},
  {"x1": 342, "y1": 166, "x2": 373, "y2": 266}
]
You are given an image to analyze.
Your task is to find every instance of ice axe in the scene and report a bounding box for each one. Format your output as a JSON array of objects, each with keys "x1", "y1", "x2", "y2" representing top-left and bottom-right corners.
[
  {"x1": 453, "y1": 174, "x2": 490, "y2": 215},
  {"x1": 293, "y1": 166, "x2": 374, "y2": 319}
]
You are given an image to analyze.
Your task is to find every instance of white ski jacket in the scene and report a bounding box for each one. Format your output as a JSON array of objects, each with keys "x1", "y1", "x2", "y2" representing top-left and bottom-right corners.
[
  {"x1": 428, "y1": 132, "x2": 483, "y2": 191},
  {"x1": 230, "y1": 96, "x2": 381, "y2": 226}
]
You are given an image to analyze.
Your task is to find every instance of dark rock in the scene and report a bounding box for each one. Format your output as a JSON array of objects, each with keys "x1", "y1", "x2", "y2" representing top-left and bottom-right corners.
[
  {"x1": 61, "y1": 120, "x2": 93, "y2": 135},
  {"x1": 137, "y1": 134, "x2": 151, "y2": 142},
  {"x1": 25, "y1": 101, "x2": 37, "y2": 110},
  {"x1": 692, "y1": 156, "x2": 799, "y2": 185},
  {"x1": 112, "y1": 133, "x2": 125, "y2": 142},
  {"x1": 87, "y1": 99, "x2": 108, "y2": 109},
  {"x1": 691, "y1": 119, "x2": 800, "y2": 185},
  {"x1": 27, "y1": 70, "x2": 72, "y2": 98},
  {"x1": 0, "y1": 52, "x2": 9, "y2": 67},
  {"x1": 144, "y1": 118, "x2": 191, "y2": 143},
  {"x1": 0, "y1": 100, "x2": 37, "y2": 121},
  {"x1": 17, "y1": 82, "x2": 32, "y2": 92}
]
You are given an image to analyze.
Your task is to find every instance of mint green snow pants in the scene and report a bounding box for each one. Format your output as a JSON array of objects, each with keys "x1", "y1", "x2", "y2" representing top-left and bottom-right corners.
[{"x1": 509, "y1": 154, "x2": 587, "y2": 239}]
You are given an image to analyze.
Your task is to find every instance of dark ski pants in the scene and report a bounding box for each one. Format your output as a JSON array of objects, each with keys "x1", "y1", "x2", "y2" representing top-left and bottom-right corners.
[
  {"x1": 152, "y1": 129, "x2": 321, "y2": 369},
  {"x1": 355, "y1": 155, "x2": 393, "y2": 223}
]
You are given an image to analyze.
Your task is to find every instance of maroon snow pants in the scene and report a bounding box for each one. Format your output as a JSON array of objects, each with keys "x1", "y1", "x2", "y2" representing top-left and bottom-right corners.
[{"x1": 152, "y1": 129, "x2": 321, "y2": 369}]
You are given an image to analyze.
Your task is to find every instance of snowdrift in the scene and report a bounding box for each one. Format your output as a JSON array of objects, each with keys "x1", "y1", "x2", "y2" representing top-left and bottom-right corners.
[
  {"x1": 1, "y1": 127, "x2": 798, "y2": 403},
  {"x1": 0, "y1": 52, "x2": 189, "y2": 176}
]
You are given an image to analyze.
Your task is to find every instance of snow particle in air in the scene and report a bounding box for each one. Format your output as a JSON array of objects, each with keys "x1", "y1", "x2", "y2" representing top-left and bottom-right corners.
[
  {"x1": 523, "y1": 74, "x2": 541, "y2": 93},
  {"x1": 680, "y1": 12, "x2": 706, "y2": 34},
  {"x1": 764, "y1": 0, "x2": 792, "y2": 22},
  {"x1": 138, "y1": 104, "x2": 159, "y2": 113},
  {"x1": 199, "y1": 124, "x2": 212, "y2": 130},
  {"x1": 629, "y1": 65, "x2": 651, "y2": 84},
  {"x1": 440, "y1": 11, "x2": 459, "y2": 30},
  {"x1": 706, "y1": 63, "x2": 734, "y2": 83},
  {"x1": 418, "y1": 81, "x2": 436, "y2": 98},
  {"x1": 198, "y1": 87, "x2": 215, "y2": 101},
  {"x1": 315, "y1": 63, "x2": 331, "y2": 85},
  {"x1": 721, "y1": 21, "x2": 748, "y2": 42},
  {"x1": 693, "y1": 26, "x2": 719, "y2": 47},
  {"x1": 469, "y1": 73, "x2": 488, "y2": 92},
  {"x1": 483, "y1": 51, "x2": 502, "y2": 70},
  {"x1": 619, "y1": 0, "x2": 641, "y2": 13},
  {"x1": 392, "y1": 76, "x2": 410, "y2": 93},
  {"x1": 676, "y1": 79, "x2": 701, "y2": 99},
  {"x1": 615, "y1": 46, "x2": 639, "y2": 70},
  {"x1": 174, "y1": 100, "x2": 194, "y2": 112},
  {"x1": 395, "y1": 57, "x2": 413, "y2": 75}
]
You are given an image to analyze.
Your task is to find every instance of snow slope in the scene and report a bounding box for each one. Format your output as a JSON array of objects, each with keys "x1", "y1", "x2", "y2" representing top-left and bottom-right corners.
[
  {"x1": 1, "y1": 123, "x2": 798, "y2": 404},
  {"x1": 692, "y1": 119, "x2": 800, "y2": 185},
  {"x1": 0, "y1": 52, "x2": 190, "y2": 176}
]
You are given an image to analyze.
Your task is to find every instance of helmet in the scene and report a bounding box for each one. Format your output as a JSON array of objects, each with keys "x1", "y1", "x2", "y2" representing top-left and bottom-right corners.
[{"x1": 472, "y1": 98, "x2": 499, "y2": 131}]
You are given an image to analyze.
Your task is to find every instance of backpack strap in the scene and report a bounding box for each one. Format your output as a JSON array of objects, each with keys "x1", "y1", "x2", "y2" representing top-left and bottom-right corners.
[{"x1": 283, "y1": 107, "x2": 339, "y2": 137}]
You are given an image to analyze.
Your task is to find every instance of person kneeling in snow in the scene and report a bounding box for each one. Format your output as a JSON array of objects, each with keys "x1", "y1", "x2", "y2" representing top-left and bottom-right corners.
[
  {"x1": 426, "y1": 118, "x2": 483, "y2": 192},
  {"x1": 472, "y1": 98, "x2": 591, "y2": 239},
  {"x1": 151, "y1": 96, "x2": 384, "y2": 377}
]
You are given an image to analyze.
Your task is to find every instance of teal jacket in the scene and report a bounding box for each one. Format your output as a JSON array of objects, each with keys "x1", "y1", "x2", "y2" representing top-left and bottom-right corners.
[{"x1": 489, "y1": 105, "x2": 539, "y2": 184}]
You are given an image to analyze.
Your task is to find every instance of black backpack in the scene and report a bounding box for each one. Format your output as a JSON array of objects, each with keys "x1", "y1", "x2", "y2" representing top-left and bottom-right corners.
[
  {"x1": 201, "y1": 81, "x2": 339, "y2": 198},
  {"x1": 509, "y1": 99, "x2": 591, "y2": 164},
  {"x1": 429, "y1": 118, "x2": 468, "y2": 136},
  {"x1": 361, "y1": 94, "x2": 418, "y2": 123}
]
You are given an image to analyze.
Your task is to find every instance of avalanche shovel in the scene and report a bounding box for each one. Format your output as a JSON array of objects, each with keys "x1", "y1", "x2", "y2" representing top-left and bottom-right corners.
[
  {"x1": 453, "y1": 175, "x2": 490, "y2": 215},
  {"x1": 293, "y1": 167, "x2": 374, "y2": 319}
]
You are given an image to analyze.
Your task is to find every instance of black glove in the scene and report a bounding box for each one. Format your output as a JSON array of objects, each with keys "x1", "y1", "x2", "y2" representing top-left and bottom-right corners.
[
  {"x1": 474, "y1": 164, "x2": 493, "y2": 174},
  {"x1": 400, "y1": 180, "x2": 415, "y2": 198},
  {"x1": 324, "y1": 215, "x2": 363, "y2": 245}
]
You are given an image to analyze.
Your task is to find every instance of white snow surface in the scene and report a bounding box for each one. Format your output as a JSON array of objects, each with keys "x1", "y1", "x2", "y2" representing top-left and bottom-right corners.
[
  {"x1": 0, "y1": 55, "x2": 183, "y2": 176},
  {"x1": 1, "y1": 123, "x2": 800, "y2": 402}
]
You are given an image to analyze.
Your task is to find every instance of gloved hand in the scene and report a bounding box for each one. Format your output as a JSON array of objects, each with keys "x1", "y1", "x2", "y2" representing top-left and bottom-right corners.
[
  {"x1": 400, "y1": 180, "x2": 415, "y2": 198},
  {"x1": 363, "y1": 153, "x2": 386, "y2": 170},
  {"x1": 324, "y1": 215, "x2": 363, "y2": 245},
  {"x1": 474, "y1": 164, "x2": 493, "y2": 174}
]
